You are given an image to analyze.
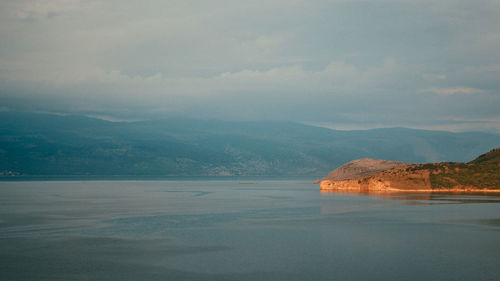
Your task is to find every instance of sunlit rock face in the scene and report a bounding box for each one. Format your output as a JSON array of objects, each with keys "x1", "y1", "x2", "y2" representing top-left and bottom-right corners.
[
  {"x1": 323, "y1": 158, "x2": 409, "y2": 180},
  {"x1": 320, "y1": 167, "x2": 431, "y2": 192},
  {"x1": 320, "y1": 158, "x2": 411, "y2": 192},
  {"x1": 319, "y1": 148, "x2": 500, "y2": 192}
]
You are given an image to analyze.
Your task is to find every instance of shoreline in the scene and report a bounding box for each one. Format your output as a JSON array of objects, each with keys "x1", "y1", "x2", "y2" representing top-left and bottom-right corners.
[{"x1": 320, "y1": 187, "x2": 500, "y2": 194}]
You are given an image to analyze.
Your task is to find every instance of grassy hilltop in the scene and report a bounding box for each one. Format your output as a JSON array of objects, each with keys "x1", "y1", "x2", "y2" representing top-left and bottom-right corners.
[{"x1": 420, "y1": 148, "x2": 500, "y2": 189}]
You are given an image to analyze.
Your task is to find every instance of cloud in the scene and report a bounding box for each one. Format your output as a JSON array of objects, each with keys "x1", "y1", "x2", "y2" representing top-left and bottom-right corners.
[
  {"x1": 14, "y1": 0, "x2": 94, "y2": 22},
  {"x1": 420, "y1": 87, "x2": 483, "y2": 96},
  {"x1": 1, "y1": 55, "x2": 400, "y2": 98},
  {"x1": 1, "y1": 0, "x2": 500, "y2": 132},
  {"x1": 422, "y1": 74, "x2": 447, "y2": 81}
]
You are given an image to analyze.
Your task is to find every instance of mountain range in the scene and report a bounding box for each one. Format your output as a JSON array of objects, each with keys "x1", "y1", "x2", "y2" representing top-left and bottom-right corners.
[{"x1": 1, "y1": 112, "x2": 500, "y2": 178}]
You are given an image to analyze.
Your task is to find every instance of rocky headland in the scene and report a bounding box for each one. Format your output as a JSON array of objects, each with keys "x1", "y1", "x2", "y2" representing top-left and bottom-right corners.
[{"x1": 320, "y1": 147, "x2": 500, "y2": 193}]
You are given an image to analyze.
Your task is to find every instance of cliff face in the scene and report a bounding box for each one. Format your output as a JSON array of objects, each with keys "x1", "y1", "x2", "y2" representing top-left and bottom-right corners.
[
  {"x1": 320, "y1": 148, "x2": 500, "y2": 192},
  {"x1": 320, "y1": 166, "x2": 430, "y2": 192}
]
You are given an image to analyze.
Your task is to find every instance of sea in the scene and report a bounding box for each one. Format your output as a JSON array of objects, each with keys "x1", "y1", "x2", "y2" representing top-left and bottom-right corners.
[{"x1": 1, "y1": 180, "x2": 499, "y2": 281}]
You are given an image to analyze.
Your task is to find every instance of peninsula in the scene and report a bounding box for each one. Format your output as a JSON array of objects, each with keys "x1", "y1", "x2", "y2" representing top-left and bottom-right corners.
[{"x1": 320, "y1": 147, "x2": 500, "y2": 193}]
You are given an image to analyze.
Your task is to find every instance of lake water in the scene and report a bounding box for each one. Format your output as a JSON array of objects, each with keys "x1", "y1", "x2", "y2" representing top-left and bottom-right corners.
[{"x1": 1, "y1": 180, "x2": 500, "y2": 281}]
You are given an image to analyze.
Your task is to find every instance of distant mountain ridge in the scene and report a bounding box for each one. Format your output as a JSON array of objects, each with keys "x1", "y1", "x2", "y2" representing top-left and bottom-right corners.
[
  {"x1": 320, "y1": 147, "x2": 500, "y2": 192},
  {"x1": 1, "y1": 112, "x2": 500, "y2": 177}
]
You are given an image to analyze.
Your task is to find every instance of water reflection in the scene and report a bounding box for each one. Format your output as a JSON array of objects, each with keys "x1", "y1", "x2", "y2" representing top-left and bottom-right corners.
[
  {"x1": 321, "y1": 190, "x2": 500, "y2": 204},
  {"x1": 444, "y1": 218, "x2": 500, "y2": 228}
]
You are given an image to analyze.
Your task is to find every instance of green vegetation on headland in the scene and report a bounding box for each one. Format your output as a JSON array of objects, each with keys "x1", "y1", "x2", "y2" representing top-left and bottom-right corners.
[
  {"x1": 411, "y1": 148, "x2": 500, "y2": 189},
  {"x1": 320, "y1": 147, "x2": 500, "y2": 191}
]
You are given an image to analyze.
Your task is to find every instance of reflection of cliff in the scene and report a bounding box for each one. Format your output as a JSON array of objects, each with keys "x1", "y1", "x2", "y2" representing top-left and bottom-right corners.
[{"x1": 320, "y1": 148, "x2": 500, "y2": 192}]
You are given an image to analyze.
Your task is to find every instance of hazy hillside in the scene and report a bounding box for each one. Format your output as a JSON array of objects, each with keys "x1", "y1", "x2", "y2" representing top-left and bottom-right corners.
[{"x1": 1, "y1": 112, "x2": 499, "y2": 177}]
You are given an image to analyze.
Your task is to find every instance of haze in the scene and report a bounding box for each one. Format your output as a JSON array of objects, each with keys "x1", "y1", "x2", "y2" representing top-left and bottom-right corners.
[{"x1": 1, "y1": 0, "x2": 500, "y2": 132}]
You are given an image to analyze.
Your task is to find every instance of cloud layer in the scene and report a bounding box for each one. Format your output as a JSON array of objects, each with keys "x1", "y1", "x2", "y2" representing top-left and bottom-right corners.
[{"x1": 1, "y1": 0, "x2": 500, "y2": 131}]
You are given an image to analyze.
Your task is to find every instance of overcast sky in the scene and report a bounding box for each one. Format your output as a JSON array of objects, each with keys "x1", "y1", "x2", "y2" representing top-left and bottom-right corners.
[{"x1": 1, "y1": 0, "x2": 500, "y2": 131}]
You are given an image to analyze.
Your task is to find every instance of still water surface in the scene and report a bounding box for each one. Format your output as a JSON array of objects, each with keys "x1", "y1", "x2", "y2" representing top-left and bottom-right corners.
[{"x1": 1, "y1": 180, "x2": 500, "y2": 281}]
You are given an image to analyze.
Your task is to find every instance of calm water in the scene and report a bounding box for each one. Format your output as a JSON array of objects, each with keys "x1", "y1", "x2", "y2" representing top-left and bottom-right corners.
[{"x1": 1, "y1": 180, "x2": 500, "y2": 281}]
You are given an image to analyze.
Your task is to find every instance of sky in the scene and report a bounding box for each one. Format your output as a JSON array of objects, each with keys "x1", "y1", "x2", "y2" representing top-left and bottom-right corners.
[{"x1": 1, "y1": 0, "x2": 500, "y2": 132}]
